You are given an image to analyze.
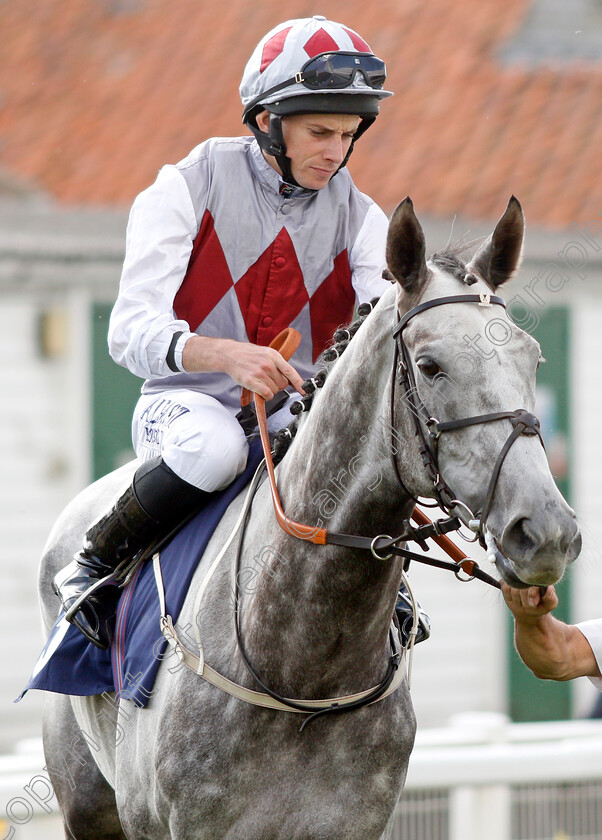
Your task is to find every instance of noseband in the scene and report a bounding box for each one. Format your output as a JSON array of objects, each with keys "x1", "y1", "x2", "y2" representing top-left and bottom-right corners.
[{"x1": 392, "y1": 293, "x2": 545, "y2": 547}]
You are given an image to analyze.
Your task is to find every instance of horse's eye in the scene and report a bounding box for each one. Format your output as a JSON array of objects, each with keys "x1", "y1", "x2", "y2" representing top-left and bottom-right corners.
[{"x1": 417, "y1": 359, "x2": 442, "y2": 379}]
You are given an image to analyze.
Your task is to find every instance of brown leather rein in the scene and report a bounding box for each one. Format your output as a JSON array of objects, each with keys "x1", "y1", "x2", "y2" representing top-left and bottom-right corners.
[{"x1": 243, "y1": 328, "x2": 500, "y2": 590}]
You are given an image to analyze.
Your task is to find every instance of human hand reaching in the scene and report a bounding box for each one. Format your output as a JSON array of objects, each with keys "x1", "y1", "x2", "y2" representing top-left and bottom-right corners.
[{"x1": 501, "y1": 583, "x2": 558, "y2": 623}]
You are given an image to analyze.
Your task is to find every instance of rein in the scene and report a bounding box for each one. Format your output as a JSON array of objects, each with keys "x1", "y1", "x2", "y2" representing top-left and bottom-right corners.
[
  {"x1": 232, "y1": 476, "x2": 404, "y2": 730},
  {"x1": 154, "y1": 462, "x2": 407, "y2": 724},
  {"x1": 248, "y1": 327, "x2": 501, "y2": 589}
]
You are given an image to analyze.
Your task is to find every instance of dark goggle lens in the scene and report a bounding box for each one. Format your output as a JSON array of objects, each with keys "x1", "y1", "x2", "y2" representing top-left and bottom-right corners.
[{"x1": 301, "y1": 53, "x2": 386, "y2": 90}]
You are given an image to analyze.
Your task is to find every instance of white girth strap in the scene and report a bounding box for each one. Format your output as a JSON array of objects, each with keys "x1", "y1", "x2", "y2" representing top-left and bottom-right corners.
[{"x1": 157, "y1": 611, "x2": 406, "y2": 713}]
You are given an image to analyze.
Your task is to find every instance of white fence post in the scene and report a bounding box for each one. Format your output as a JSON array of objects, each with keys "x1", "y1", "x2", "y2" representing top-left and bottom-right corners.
[{"x1": 450, "y1": 785, "x2": 511, "y2": 840}]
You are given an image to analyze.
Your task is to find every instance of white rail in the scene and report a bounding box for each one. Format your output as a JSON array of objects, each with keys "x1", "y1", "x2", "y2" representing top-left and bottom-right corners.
[
  {"x1": 0, "y1": 740, "x2": 61, "y2": 839},
  {"x1": 399, "y1": 713, "x2": 602, "y2": 840},
  {"x1": 407, "y1": 713, "x2": 602, "y2": 788}
]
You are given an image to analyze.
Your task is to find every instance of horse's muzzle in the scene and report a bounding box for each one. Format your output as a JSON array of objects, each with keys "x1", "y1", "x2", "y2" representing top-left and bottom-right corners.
[{"x1": 492, "y1": 513, "x2": 581, "y2": 588}]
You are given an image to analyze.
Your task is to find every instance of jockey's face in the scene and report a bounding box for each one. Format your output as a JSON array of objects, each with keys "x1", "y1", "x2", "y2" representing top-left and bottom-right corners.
[{"x1": 256, "y1": 111, "x2": 360, "y2": 190}]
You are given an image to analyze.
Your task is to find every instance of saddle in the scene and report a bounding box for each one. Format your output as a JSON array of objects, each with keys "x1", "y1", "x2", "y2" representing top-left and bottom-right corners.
[{"x1": 19, "y1": 439, "x2": 265, "y2": 705}]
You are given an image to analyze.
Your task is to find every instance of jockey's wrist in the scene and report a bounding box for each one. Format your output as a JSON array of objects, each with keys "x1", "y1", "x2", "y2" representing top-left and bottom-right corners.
[{"x1": 181, "y1": 335, "x2": 239, "y2": 374}]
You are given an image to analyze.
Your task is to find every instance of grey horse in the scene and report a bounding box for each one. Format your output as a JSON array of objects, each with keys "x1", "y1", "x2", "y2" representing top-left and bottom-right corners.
[{"x1": 37, "y1": 197, "x2": 581, "y2": 840}]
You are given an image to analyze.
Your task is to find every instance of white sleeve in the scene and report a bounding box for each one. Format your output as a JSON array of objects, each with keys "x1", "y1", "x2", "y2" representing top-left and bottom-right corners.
[
  {"x1": 108, "y1": 165, "x2": 200, "y2": 380},
  {"x1": 349, "y1": 201, "x2": 392, "y2": 303},
  {"x1": 576, "y1": 619, "x2": 602, "y2": 691}
]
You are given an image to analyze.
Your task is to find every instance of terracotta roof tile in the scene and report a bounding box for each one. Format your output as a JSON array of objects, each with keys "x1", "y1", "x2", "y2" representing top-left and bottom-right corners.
[{"x1": 0, "y1": 0, "x2": 600, "y2": 228}]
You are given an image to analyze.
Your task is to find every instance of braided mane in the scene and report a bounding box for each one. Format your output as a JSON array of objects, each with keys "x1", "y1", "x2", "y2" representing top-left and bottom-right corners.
[{"x1": 271, "y1": 295, "x2": 381, "y2": 465}]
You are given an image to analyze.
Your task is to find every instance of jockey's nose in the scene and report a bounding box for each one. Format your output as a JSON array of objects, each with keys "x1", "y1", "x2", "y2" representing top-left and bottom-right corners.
[{"x1": 325, "y1": 134, "x2": 346, "y2": 164}]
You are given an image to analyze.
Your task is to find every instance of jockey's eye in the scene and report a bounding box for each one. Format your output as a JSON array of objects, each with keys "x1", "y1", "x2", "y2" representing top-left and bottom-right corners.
[{"x1": 417, "y1": 359, "x2": 442, "y2": 380}]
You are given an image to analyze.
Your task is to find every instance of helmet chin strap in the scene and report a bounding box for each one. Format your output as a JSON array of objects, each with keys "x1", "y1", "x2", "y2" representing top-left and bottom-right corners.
[
  {"x1": 268, "y1": 113, "x2": 301, "y2": 188},
  {"x1": 248, "y1": 111, "x2": 375, "y2": 190}
]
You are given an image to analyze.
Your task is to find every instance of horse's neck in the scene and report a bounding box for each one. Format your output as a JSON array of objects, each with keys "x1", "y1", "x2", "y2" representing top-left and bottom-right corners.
[
  {"x1": 239, "y1": 300, "x2": 416, "y2": 696},
  {"x1": 279, "y1": 296, "x2": 416, "y2": 532}
]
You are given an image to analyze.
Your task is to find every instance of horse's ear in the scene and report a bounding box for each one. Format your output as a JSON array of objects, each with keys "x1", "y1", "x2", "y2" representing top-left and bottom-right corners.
[
  {"x1": 467, "y1": 196, "x2": 525, "y2": 289},
  {"x1": 386, "y1": 197, "x2": 428, "y2": 295}
]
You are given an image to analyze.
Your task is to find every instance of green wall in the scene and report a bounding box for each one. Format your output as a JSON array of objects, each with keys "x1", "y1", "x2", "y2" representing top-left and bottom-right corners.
[
  {"x1": 507, "y1": 306, "x2": 572, "y2": 722},
  {"x1": 91, "y1": 303, "x2": 142, "y2": 481}
]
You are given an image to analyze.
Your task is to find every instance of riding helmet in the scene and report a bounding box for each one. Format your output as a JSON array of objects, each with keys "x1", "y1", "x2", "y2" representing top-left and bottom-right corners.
[{"x1": 240, "y1": 16, "x2": 393, "y2": 186}]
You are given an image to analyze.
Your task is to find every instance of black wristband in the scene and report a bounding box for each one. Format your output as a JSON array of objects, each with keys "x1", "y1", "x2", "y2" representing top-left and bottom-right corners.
[{"x1": 166, "y1": 331, "x2": 184, "y2": 372}]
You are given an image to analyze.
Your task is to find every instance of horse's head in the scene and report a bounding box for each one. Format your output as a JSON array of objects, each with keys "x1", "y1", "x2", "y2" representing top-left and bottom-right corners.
[{"x1": 386, "y1": 196, "x2": 581, "y2": 587}]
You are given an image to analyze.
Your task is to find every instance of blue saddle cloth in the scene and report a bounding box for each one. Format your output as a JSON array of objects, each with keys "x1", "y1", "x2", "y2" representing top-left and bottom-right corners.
[{"x1": 19, "y1": 439, "x2": 264, "y2": 707}]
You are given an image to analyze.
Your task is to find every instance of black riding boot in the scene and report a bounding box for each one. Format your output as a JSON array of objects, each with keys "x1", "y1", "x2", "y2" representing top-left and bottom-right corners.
[{"x1": 53, "y1": 457, "x2": 211, "y2": 649}]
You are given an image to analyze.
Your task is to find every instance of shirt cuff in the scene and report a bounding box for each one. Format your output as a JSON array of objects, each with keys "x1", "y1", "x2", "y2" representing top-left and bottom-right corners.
[{"x1": 576, "y1": 619, "x2": 602, "y2": 691}]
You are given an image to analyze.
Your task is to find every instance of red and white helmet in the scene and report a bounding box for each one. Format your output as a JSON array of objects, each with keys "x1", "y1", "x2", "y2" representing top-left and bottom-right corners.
[
  {"x1": 241, "y1": 16, "x2": 392, "y2": 117},
  {"x1": 240, "y1": 16, "x2": 392, "y2": 187}
]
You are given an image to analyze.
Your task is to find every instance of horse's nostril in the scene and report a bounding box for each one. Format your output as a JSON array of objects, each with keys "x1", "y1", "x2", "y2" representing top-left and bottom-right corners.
[
  {"x1": 500, "y1": 515, "x2": 581, "y2": 566},
  {"x1": 502, "y1": 517, "x2": 537, "y2": 559},
  {"x1": 567, "y1": 529, "x2": 582, "y2": 561}
]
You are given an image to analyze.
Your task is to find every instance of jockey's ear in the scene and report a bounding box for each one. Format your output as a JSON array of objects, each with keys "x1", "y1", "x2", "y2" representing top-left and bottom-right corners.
[
  {"x1": 386, "y1": 197, "x2": 428, "y2": 296},
  {"x1": 467, "y1": 196, "x2": 525, "y2": 290}
]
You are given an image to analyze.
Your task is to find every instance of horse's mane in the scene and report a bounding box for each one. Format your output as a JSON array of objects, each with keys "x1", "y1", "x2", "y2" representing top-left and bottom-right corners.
[
  {"x1": 271, "y1": 294, "x2": 382, "y2": 466},
  {"x1": 430, "y1": 250, "x2": 467, "y2": 282}
]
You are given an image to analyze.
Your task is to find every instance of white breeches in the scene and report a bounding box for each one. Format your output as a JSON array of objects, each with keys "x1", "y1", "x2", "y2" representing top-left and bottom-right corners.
[
  {"x1": 132, "y1": 390, "x2": 249, "y2": 492},
  {"x1": 132, "y1": 389, "x2": 294, "y2": 492}
]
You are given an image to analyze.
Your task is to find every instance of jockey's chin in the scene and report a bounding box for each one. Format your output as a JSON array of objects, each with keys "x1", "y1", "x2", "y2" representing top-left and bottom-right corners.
[{"x1": 294, "y1": 164, "x2": 339, "y2": 190}]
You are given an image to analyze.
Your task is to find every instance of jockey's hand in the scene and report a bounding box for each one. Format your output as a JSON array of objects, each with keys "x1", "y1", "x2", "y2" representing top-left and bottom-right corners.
[
  {"x1": 221, "y1": 340, "x2": 306, "y2": 400},
  {"x1": 182, "y1": 336, "x2": 306, "y2": 401},
  {"x1": 501, "y1": 583, "x2": 558, "y2": 623}
]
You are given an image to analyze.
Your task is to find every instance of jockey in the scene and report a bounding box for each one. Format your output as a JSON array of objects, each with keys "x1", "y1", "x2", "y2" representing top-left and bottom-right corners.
[{"x1": 53, "y1": 16, "x2": 394, "y2": 649}]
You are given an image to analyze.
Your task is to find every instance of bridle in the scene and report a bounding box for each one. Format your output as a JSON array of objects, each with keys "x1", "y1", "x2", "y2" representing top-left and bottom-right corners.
[
  {"x1": 247, "y1": 296, "x2": 544, "y2": 570},
  {"x1": 392, "y1": 292, "x2": 545, "y2": 548}
]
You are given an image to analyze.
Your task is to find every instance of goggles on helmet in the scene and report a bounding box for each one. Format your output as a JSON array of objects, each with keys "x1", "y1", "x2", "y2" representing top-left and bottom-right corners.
[
  {"x1": 296, "y1": 51, "x2": 386, "y2": 90},
  {"x1": 244, "y1": 52, "x2": 387, "y2": 116}
]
